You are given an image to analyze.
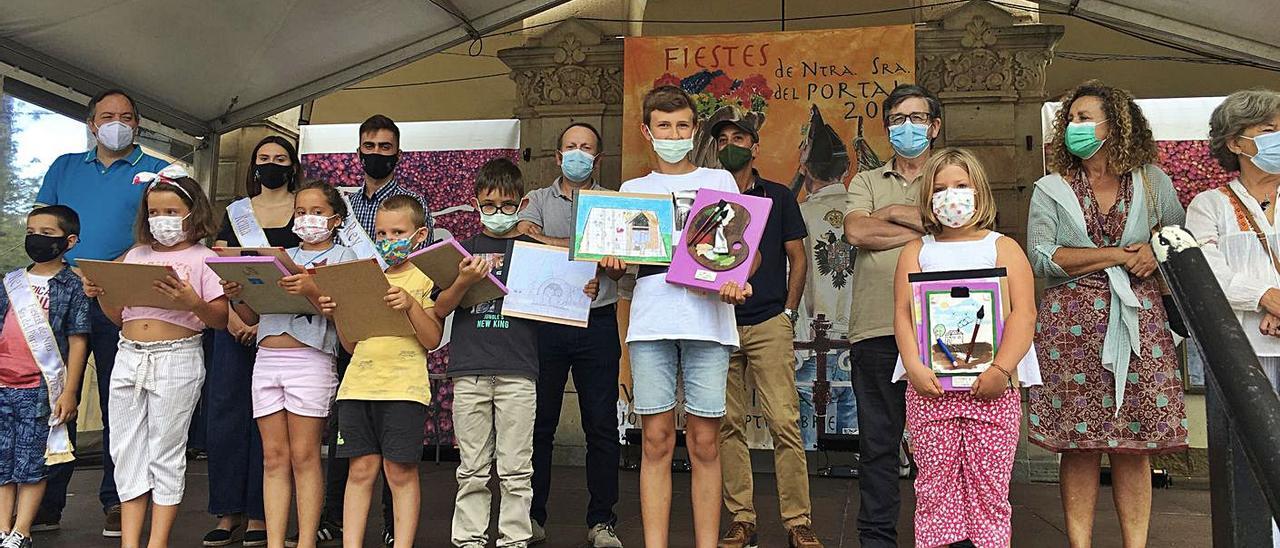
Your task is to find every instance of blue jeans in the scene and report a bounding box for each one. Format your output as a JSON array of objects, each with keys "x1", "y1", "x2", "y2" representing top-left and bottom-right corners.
[
  {"x1": 795, "y1": 351, "x2": 859, "y2": 450},
  {"x1": 39, "y1": 299, "x2": 120, "y2": 520},
  {"x1": 205, "y1": 330, "x2": 265, "y2": 519},
  {"x1": 627, "y1": 339, "x2": 732, "y2": 418}
]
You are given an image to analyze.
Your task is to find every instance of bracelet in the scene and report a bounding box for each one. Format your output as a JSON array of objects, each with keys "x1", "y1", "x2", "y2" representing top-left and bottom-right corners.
[{"x1": 992, "y1": 363, "x2": 1014, "y2": 387}]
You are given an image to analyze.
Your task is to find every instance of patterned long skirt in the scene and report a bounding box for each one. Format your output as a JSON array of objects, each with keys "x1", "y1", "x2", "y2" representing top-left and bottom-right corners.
[
  {"x1": 907, "y1": 388, "x2": 1021, "y2": 548},
  {"x1": 1027, "y1": 273, "x2": 1188, "y2": 454}
]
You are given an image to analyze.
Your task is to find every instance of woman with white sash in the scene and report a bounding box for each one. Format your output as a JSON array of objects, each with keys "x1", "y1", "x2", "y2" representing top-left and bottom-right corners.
[
  {"x1": 1025, "y1": 80, "x2": 1189, "y2": 548},
  {"x1": 203, "y1": 136, "x2": 302, "y2": 547},
  {"x1": 1186, "y1": 89, "x2": 1280, "y2": 547}
]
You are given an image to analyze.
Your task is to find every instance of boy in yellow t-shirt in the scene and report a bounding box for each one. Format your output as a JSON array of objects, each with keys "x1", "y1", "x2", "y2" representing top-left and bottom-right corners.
[{"x1": 318, "y1": 195, "x2": 442, "y2": 548}]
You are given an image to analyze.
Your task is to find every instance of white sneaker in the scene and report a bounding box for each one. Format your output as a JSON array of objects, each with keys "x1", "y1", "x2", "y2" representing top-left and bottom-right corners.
[
  {"x1": 530, "y1": 521, "x2": 547, "y2": 545},
  {"x1": 588, "y1": 523, "x2": 623, "y2": 548}
]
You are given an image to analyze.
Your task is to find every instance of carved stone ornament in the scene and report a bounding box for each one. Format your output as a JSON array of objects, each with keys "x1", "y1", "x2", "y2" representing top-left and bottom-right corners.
[
  {"x1": 502, "y1": 19, "x2": 623, "y2": 109},
  {"x1": 916, "y1": 1, "x2": 1059, "y2": 98}
]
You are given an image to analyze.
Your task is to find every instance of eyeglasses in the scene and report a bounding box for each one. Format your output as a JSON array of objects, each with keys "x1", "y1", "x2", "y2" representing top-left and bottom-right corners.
[
  {"x1": 478, "y1": 203, "x2": 519, "y2": 215},
  {"x1": 887, "y1": 112, "x2": 932, "y2": 126}
]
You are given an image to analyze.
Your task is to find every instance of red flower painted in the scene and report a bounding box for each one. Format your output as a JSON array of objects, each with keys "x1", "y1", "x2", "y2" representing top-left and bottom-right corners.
[
  {"x1": 706, "y1": 74, "x2": 734, "y2": 98},
  {"x1": 653, "y1": 72, "x2": 681, "y2": 88}
]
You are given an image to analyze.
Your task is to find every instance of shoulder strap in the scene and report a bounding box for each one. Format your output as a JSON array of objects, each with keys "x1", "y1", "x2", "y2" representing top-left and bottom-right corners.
[
  {"x1": 1140, "y1": 165, "x2": 1160, "y2": 230},
  {"x1": 1223, "y1": 185, "x2": 1280, "y2": 276}
]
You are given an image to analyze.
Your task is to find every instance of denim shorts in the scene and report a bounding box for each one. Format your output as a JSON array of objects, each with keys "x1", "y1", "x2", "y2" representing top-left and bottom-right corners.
[
  {"x1": 0, "y1": 386, "x2": 51, "y2": 485},
  {"x1": 628, "y1": 339, "x2": 732, "y2": 418}
]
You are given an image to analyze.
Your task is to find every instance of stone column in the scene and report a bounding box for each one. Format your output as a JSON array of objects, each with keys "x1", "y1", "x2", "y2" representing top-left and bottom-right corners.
[
  {"x1": 917, "y1": 0, "x2": 1062, "y2": 247},
  {"x1": 496, "y1": 19, "x2": 625, "y2": 466},
  {"x1": 498, "y1": 18, "x2": 624, "y2": 192},
  {"x1": 917, "y1": 0, "x2": 1064, "y2": 482}
]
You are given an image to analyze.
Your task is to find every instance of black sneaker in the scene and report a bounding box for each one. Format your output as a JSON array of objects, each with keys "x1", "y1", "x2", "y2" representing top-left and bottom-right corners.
[{"x1": 285, "y1": 520, "x2": 343, "y2": 548}]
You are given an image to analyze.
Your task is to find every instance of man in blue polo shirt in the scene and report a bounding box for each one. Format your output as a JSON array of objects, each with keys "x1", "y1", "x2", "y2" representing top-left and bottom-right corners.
[{"x1": 32, "y1": 88, "x2": 168, "y2": 538}]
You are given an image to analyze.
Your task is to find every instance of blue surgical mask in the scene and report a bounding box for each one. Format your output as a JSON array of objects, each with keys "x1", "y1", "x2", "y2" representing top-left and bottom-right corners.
[
  {"x1": 1244, "y1": 131, "x2": 1280, "y2": 175},
  {"x1": 560, "y1": 149, "x2": 595, "y2": 182},
  {"x1": 888, "y1": 122, "x2": 931, "y2": 159},
  {"x1": 481, "y1": 211, "x2": 520, "y2": 234}
]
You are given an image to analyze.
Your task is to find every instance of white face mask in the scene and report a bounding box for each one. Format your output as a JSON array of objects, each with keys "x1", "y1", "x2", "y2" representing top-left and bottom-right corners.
[
  {"x1": 292, "y1": 214, "x2": 338, "y2": 244},
  {"x1": 94, "y1": 121, "x2": 135, "y2": 152},
  {"x1": 930, "y1": 187, "x2": 977, "y2": 229},
  {"x1": 148, "y1": 215, "x2": 188, "y2": 247}
]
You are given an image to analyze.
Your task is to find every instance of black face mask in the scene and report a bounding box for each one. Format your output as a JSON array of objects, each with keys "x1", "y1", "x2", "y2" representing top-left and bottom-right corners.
[
  {"x1": 360, "y1": 152, "x2": 398, "y2": 180},
  {"x1": 25, "y1": 234, "x2": 69, "y2": 264},
  {"x1": 254, "y1": 162, "x2": 295, "y2": 190}
]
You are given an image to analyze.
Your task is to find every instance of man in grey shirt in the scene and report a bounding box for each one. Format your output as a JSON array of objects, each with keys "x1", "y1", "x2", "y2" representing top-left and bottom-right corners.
[{"x1": 516, "y1": 123, "x2": 623, "y2": 548}]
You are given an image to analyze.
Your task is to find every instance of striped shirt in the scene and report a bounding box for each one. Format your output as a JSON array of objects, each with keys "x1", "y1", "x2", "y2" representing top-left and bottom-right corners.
[{"x1": 347, "y1": 178, "x2": 433, "y2": 240}]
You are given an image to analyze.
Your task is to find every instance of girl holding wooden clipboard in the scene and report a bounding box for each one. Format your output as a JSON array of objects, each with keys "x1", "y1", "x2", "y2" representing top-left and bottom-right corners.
[{"x1": 890, "y1": 149, "x2": 1040, "y2": 548}]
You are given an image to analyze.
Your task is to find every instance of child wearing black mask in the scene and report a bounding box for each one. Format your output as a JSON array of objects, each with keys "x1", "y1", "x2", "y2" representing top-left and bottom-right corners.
[{"x1": 0, "y1": 205, "x2": 91, "y2": 548}]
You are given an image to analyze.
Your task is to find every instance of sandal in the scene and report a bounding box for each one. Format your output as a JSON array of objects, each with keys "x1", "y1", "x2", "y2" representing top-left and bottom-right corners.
[{"x1": 203, "y1": 519, "x2": 245, "y2": 547}]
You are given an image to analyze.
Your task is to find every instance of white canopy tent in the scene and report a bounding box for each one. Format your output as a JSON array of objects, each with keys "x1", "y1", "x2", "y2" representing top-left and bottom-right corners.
[
  {"x1": 0, "y1": 0, "x2": 566, "y2": 137},
  {"x1": 1035, "y1": 0, "x2": 1280, "y2": 71}
]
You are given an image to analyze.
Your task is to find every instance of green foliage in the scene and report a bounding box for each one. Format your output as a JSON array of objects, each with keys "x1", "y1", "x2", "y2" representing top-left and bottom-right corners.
[{"x1": 0, "y1": 95, "x2": 48, "y2": 272}]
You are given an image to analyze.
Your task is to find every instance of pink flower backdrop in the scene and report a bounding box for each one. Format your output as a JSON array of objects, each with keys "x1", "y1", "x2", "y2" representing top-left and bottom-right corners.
[
  {"x1": 1156, "y1": 140, "x2": 1236, "y2": 207},
  {"x1": 302, "y1": 148, "x2": 520, "y2": 446}
]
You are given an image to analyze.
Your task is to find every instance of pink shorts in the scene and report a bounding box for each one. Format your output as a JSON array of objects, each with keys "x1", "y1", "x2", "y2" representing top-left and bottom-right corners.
[{"x1": 252, "y1": 346, "x2": 338, "y2": 419}]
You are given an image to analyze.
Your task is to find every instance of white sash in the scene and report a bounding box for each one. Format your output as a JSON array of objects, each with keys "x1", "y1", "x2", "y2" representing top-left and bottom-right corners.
[
  {"x1": 3, "y1": 269, "x2": 75, "y2": 465},
  {"x1": 337, "y1": 187, "x2": 389, "y2": 271},
  {"x1": 227, "y1": 197, "x2": 271, "y2": 248}
]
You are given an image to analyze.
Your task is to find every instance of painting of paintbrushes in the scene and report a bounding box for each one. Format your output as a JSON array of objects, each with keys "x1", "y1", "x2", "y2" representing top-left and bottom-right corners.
[{"x1": 924, "y1": 291, "x2": 997, "y2": 374}]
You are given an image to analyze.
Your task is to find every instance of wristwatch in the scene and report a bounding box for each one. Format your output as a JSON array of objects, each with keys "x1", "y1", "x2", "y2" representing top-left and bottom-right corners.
[{"x1": 784, "y1": 308, "x2": 798, "y2": 323}]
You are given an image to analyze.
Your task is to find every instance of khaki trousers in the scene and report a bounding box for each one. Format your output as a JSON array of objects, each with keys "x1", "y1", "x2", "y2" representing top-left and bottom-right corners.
[
  {"x1": 451, "y1": 375, "x2": 537, "y2": 547},
  {"x1": 719, "y1": 312, "x2": 812, "y2": 528}
]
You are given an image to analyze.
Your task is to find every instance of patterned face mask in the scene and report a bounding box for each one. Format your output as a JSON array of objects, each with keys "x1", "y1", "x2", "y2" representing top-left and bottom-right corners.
[
  {"x1": 930, "y1": 187, "x2": 977, "y2": 229},
  {"x1": 375, "y1": 235, "x2": 417, "y2": 267},
  {"x1": 148, "y1": 215, "x2": 189, "y2": 247},
  {"x1": 292, "y1": 214, "x2": 338, "y2": 244}
]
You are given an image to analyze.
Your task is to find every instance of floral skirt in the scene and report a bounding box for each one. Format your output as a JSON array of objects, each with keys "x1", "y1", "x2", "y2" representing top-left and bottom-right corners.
[{"x1": 1027, "y1": 277, "x2": 1188, "y2": 454}]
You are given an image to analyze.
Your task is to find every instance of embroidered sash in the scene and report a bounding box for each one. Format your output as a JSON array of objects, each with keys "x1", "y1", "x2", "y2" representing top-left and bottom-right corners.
[
  {"x1": 227, "y1": 197, "x2": 271, "y2": 248},
  {"x1": 3, "y1": 269, "x2": 75, "y2": 465}
]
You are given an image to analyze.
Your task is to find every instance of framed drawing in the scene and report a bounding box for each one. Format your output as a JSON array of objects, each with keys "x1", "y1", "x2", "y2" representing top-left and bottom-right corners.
[
  {"x1": 310, "y1": 259, "x2": 415, "y2": 341},
  {"x1": 666, "y1": 188, "x2": 773, "y2": 292},
  {"x1": 213, "y1": 246, "x2": 304, "y2": 274},
  {"x1": 76, "y1": 259, "x2": 182, "y2": 310},
  {"x1": 908, "y1": 268, "x2": 1010, "y2": 391},
  {"x1": 205, "y1": 256, "x2": 318, "y2": 315},
  {"x1": 407, "y1": 238, "x2": 508, "y2": 309},
  {"x1": 570, "y1": 190, "x2": 676, "y2": 265},
  {"x1": 502, "y1": 241, "x2": 597, "y2": 327}
]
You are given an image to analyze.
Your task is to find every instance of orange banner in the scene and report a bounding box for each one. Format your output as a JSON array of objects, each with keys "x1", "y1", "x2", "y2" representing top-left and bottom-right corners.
[{"x1": 621, "y1": 25, "x2": 916, "y2": 197}]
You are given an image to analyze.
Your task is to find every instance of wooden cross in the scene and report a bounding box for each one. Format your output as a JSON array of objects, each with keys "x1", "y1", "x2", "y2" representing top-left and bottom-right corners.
[{"x1": 792, "y1": 314, "x2": 853, "y2": 439}]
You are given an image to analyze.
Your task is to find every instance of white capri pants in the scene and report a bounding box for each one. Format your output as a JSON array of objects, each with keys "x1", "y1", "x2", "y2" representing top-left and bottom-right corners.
[{"x1": 109, "y1": 335, "x2": 205, "y2": 506}]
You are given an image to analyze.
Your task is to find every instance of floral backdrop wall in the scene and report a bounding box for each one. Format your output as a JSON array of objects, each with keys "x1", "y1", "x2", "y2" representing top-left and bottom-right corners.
[{"x1": 302, "y1": 147, "x2": 520, "y2": 446}]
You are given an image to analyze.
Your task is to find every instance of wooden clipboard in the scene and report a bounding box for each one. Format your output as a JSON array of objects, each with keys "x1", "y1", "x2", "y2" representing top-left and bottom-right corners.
[
  {"x1": 310, "y1": 259, "x2": 415, "y2": 342},
  {"x1": 407, "y1": 238, "x2": 508, "y2": 309},
  {"x1": 77, "y1": 259, "x2": 183, "y2": 310},
  {"x1": 205, "y1": 256, "x2": 318, "y2": 315},
  {"x1": 213, "y1": 247, "x2": 304, "y2": 274}
]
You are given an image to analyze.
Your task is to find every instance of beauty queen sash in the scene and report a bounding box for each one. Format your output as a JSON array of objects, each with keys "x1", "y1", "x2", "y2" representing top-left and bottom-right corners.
[
  {"x1": 226, "y1": 197, "x2": 272, "y2": 248},
  {"x1": 3, "y1": 269, "x2": 74, "y2": 465},
  {"x1": 336, "y1": 187, "x2": 389, "y2": 271}
]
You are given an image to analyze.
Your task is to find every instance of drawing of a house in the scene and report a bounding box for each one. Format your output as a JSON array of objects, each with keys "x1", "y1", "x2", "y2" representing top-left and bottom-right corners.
[{"x1": 580, "y1": 208, "x2": 666, "y2": 257}]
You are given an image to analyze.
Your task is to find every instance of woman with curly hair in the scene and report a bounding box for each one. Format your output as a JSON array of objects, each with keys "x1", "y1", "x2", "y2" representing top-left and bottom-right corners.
[{"x1": 1025, "y1": 80, "x2": 1188, "y2": 547}]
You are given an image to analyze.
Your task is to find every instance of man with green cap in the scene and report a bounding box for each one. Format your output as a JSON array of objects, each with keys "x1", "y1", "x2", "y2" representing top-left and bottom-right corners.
[{"x1": 711, "y1": 109, "x2": 821, "y2": 548}]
